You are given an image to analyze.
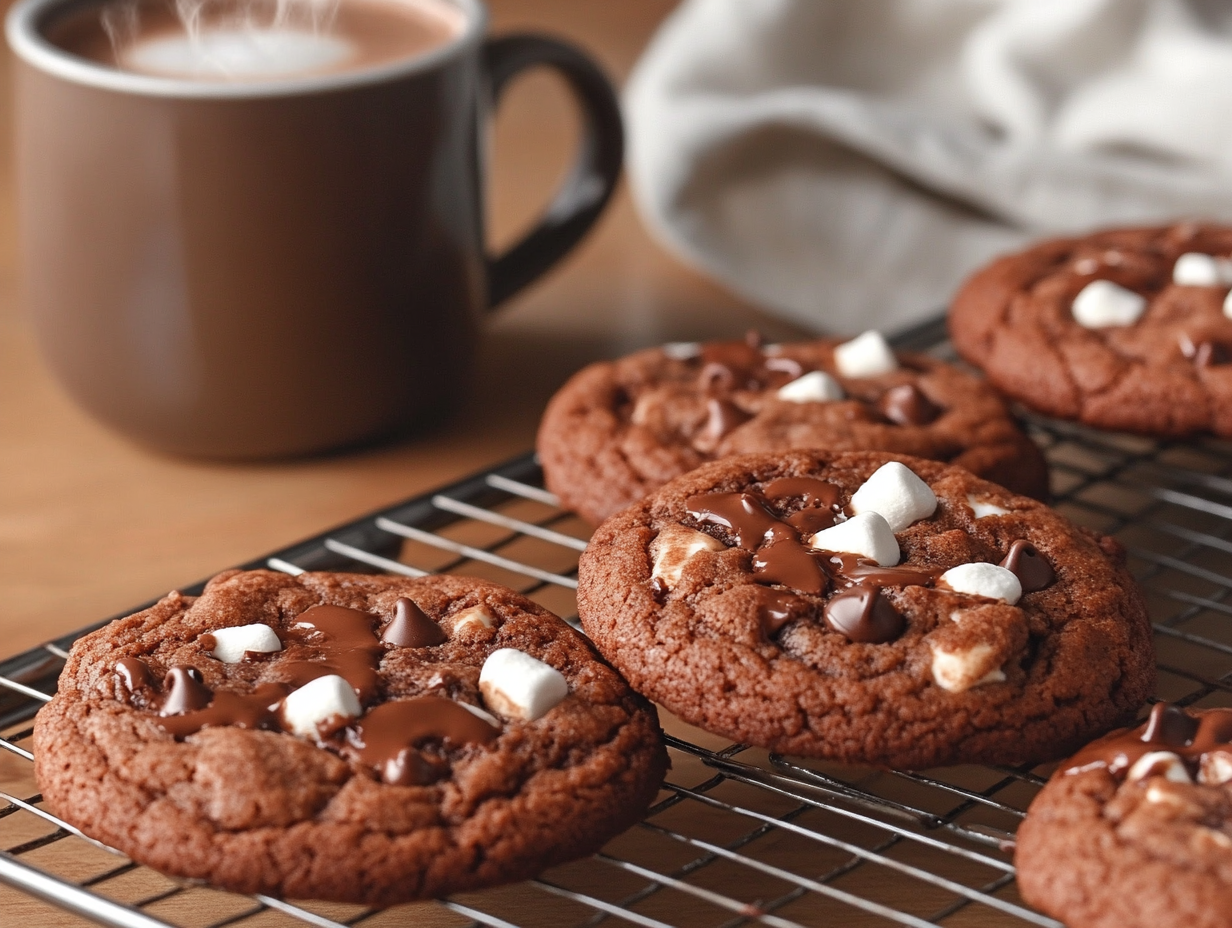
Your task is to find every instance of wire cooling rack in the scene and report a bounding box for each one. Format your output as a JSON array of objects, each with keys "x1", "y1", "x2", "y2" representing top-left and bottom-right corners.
[{"x1": 3, "y1": 318, "x2": 1232, "y2": 928}]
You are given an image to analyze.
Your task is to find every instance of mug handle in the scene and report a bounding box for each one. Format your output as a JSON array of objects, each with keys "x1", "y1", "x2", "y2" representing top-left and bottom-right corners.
[{"x1": 482, "y1": 34, "x2": 624, "y2": 309}]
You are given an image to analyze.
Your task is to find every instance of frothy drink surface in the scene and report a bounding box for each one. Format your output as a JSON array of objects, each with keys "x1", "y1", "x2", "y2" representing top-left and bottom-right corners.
[{"x1": 47, "y1": 0, "x2": 464, "y2": 80}]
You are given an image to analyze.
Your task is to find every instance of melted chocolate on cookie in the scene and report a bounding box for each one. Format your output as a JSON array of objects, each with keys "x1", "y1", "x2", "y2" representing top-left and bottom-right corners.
[{"x1": 1065, "y1": 702, "x2": 1232, "y2": 779}]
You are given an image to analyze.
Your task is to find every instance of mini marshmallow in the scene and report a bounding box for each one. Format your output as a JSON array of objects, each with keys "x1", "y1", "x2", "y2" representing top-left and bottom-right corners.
[
  {"x1": 650, "y1": 523, "x2": 725, "y2": 588},
  {"x1": 457, "y1": 700, "x2": 501, "y2": 727},
  {"x1": 1071, "y1": 280, "x2": 1147, "y2": 329},
  {"x1": 930, "y1": 642, "x2": 1005, "y2": 693},
  {"x1": 1224, "y1": 288, "x2": 1232, "y2": 321},
  {"x1": 940, "y1": 563, "x2": 1022, "y2": 605},
  {"x1": 662, "y1": 341, "x2": 701, "y2": 360},
  {"x1": 451, "y1": 605, "x2": 497, "y2": 635},
  {"x1": 776, "y1": 370, "x2": 845, "y2": 403},
  {"x1": 1127, "y1": 751, "x2": 1192, "y2": 784},
  {"x1": 1199, "y1": 750, "x2": 1232, "y2": 785},
  {"x1": 808, "y1": 512, "x2": 899, "y2": 566},
  {"x1": 280, "y1": 674, "x2": 361, "y2": 740},
  {"x1": 206, "y1": 624, "x2": 282, "y2": 663},
  {"x1": 966, "y1": 494, "x2": 1009, "y2": 519},
  {"x1": 833, "y1": 330, "x2": 898, "y2": 378},
  {"x1": 479, "y1": 648, "x2": 568, "y2": 722},
  {"x1": 1173, "y1": 252, "x2": 1232, "y2": 287},
  {"x1": 849, "y1": 462, "x2": 937, "y2": 532}
]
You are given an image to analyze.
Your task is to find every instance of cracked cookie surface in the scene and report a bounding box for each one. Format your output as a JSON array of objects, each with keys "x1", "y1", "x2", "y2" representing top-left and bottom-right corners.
[
  {"x1": 576, "y1": 450, "x2": 1153, "y2": 769},
  {"x1": 537, "y1": 335, "x2": 1049, "y2": 525},
  {"x1": 1017, "y1": 704, "x2": 1232, "y2": 928},
  {"x1": 34, "y1": 570, "x2": 667, "y2": 904},
  {"x1": 950, "y1": 223, "x2": 1232, "y2": 437}
]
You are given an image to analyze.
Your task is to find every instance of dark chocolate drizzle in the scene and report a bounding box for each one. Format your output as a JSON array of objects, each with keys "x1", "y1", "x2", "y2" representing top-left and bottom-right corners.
[
  {"x1": 116, "y1": 658, "x2": 153, "y2": 692},
  {"x1": 159, "y1": 667, "x2": 212, "y2": 716},
  {"x1": 685, "y1": 480, "x2": 937, "y2": 643},
  {"x1": 158, "y1": 683, "x2": 289, "y2": 738},
  {"x1": 381, "y1": 597, "x2": 447, "y2": 648},
  {"x1": 822, "y1": 585, "x2": 905, "y2": 644},
  {"x1": 282, "y1": 604, "x2": 383, "y2": 704},
  {"x1": 757, "y1": 590, "x2": 804, "y2": 635},
  {"x1": 1065, "y1": 702, "x2": 1232, "y2": 778},
  {"x1": 878, "y1": 384, "x2": 942, "y2": 426},
  {"x1": 998, "y1": 541, "x2": 1054, "y2": 592},
  {"x1": 343, "y1": 696, "x2": 500, "y2": 785}
]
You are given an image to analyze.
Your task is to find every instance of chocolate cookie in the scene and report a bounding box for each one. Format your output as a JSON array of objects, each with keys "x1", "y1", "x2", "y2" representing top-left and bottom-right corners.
[
  {"x1": 536, "y1": 332, "x2": 1049, "y2": 525},
  {"x1": 1016, "y1": 703, "x2": 1232, "y2": 928},
  {"x1": 950, "y1": 222, "x2": 1232, "y2": 437},
  {"x1": 576, "y1": 450, "x2": 1153, "y2": 769},
  {"x1": 34, "y1": 570, "x2": 667, "y2": 904}
]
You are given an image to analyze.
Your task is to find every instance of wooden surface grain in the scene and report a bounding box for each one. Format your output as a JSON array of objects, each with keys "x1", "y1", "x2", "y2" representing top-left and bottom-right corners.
[{"x1": 0, "y1": 0, "x2": 810, "y2": 656}]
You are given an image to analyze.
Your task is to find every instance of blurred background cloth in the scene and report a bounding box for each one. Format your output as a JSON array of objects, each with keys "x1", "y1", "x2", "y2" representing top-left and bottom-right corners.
[{"x1": 625, "y1": 0, "x2": 1232, "y2": 334}]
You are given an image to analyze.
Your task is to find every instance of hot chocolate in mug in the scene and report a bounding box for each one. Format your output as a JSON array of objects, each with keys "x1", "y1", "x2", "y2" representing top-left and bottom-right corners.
[{"x1": 7, "y1": 0, "x2": 622, "y2": 456}]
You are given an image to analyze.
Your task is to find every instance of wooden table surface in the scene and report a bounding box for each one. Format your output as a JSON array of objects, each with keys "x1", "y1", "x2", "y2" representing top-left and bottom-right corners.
[{"x1": 0, "y1": 0, "x2": 812, "y2": 657}]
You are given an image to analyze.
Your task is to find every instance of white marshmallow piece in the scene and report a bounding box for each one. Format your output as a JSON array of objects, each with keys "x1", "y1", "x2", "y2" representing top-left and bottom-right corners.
[
  {"x1": 966, "y1": 494, "x2": 1009, "y2": 519},
  {"x1": 930, "y1": 642, "x2": 1005, "y2": 693},
  {"x1": 650, "y1": 523, "x2": 725, "y2": 588},
  {"x1": 662, "y1": 341, "x2": 701, "y2": 360},
  {"x1": 834, "y1": 330, "x2": 898, "y2": 378},
  {"x1": 1224, "y1": 288, "x2": 1232, "y2": 321},
  {"x1": 1173, "y1": 252, "x2": 1232, "y2": 287},
  {"x1": 1127, "y1": 751, "x2": 1192, "y2": 785},
  {"x1": 776, "y1": 370, "x2": 845, "y2": 403},
  {"x1": 1199, "y1": 750, "x2": 1232, "y2": 786},
  {"x1": 451, "y1": 605, "x2": 497, "y2": 635},
  {"x1": 206, "y1": 624, "x2": 282, "y2": 663},
  {"x1": 479, "y1": 648, "x2": 569, "y2": 722},
  {"x1": 940, "y1": 563, "x2": 1023, "y2": 605},
  {"x1": 280, "y1": 674, "x2": 361, "y2": 740},
  {"x1": 808, "y1": 512, "x2": 899, "y2": 566},
  {"x1": 849, "y1": 462, "x2": 937, "y2": 532},
  {"x1": 1071, "y1": 280, "x2": 1147, "y2": 329}
]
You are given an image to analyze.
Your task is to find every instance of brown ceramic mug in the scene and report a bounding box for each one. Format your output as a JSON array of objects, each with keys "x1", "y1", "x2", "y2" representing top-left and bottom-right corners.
[{"x1": 7, "y1": 0, "x2": 622, "y2": 457}]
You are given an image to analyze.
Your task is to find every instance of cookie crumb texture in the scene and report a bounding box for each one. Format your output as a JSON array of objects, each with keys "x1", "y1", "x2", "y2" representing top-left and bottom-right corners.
[
  {"x1": 577, "y1": 450, "x2": 1154, "y2": 769},
  {"x1": 1017, "y1": 704, "x2": 1232, "y2": 928},
  {"x1": 950, "y1": 223, "x2": 1232, "y2": 437},
  {"x1": 34, "y1": 571, "x2": 667, "y2": 904},
  {"x1": 537, "y1": 336, "x2": 1048, "y2": 525}
]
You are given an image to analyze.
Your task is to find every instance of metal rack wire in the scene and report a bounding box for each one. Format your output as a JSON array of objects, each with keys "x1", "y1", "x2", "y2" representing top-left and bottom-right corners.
[{"x1": 2, "y1": 318, "x2": 1230, "y2": 927}]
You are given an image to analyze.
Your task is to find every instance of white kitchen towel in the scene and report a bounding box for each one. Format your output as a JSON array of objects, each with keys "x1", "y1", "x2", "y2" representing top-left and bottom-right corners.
[{"x1": 625, "y1": 0, "x2": 1232, "y2": 334}]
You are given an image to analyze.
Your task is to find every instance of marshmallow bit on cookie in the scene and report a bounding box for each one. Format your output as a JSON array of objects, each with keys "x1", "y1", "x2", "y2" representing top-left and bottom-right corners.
[
  {"x1": 966, "y1": 494, "x2": 1009, "y2": 519},
  {"x1": 939, "y1": 563, "x2": 1023, "y2": 604},
  {"x1": 205, "y1": 624, "x2": 282, "y2": 663},
  {"x1": 662, "y1": 341, "x2": 701, "y2": 360},
  {"x1": 479, "y1": 648, "x2": 569, "y2": 722},
  {"x1": 1071, "y1": 280, "x2": 1146, "y2": 328},
  {"x1": 1199, "y1": 750, "x2": 1232, "y2": 785},
  {"x1": 1224, "y1": 288, "x2": 1232, "y2": 321},
  {"x1": 281, "y1": 674, "x2": 361, "y2": 740},
  {"x1": 834, "y1": 330, "x2": 898, "y2": 378},
  {"x1": 650, "y1": 522, "x2": 725, "y2": 588},
  {"x1": 1173, "y1": 252, "x2": 1232, "y2": 287},
  {"x1": 808, "y1": 512, "x2": 899, "y2": 566},
  {"x1": 457, "y1": 700, "x2": 501, "y2": 727},
  {"x1": 849, "y1": 462, "x2": 937, "y2": 532},
  {"x1": 451, "y1": 605, "x2": 497, "y2": 635},
  {"x1": 930, "y1": 642, "x2": 1006, "y2": 693},
  {"x1": 1127, "y1": 751, "x2": 1192, "y2": 785},
  {"x1": 777, "y1": 370, "x2": 845, "y2": 403}
]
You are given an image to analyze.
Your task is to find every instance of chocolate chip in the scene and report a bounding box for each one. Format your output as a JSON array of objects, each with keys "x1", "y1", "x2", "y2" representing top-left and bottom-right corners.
[
  {"x1": 382, "y1": 597, "x2": 447, "y2": 648},
  {"x1": 822, "y1": 585, "x2": 905, "y2": 643},
  {"x1": 878, "y1": 384, "x2": 942, "y2": 426},
  {"x1": 159, "y1": 667, "x2": 213, "y2": 716},
  {"x1": 999, "y1": 541, "x2": 1054, "y2": 592}
]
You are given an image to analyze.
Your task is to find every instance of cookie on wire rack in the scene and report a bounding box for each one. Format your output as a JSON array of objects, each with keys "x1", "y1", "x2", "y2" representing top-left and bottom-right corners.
[
  {"x1": 576, "y1": 449, "x2": 1154, "y2": 769},
  {"x1": 1016, "y1": 702, "x2": 1232, "y2": 928},
  {"x1": 950, "y1": 222, "x2": 1232, "y2": 438},
  {"x1": 536, "y1": 331, "x2": 1049, "y2": 525},
  {"x1": 34, "y1": 569, "x2": 667, "y2": 904}
]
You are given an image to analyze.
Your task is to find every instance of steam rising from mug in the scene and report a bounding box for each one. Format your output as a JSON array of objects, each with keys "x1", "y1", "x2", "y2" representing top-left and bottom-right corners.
[{"x1": 101, "y1": 0, "x2": 354, "y2": 78}]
